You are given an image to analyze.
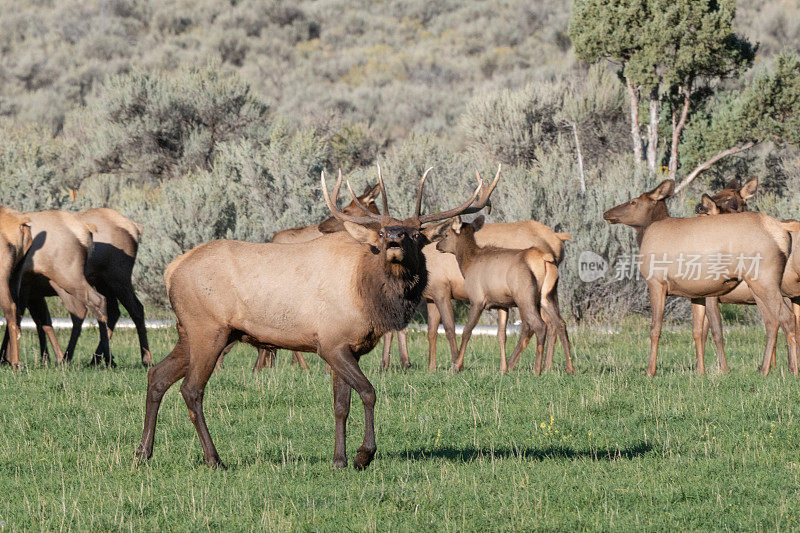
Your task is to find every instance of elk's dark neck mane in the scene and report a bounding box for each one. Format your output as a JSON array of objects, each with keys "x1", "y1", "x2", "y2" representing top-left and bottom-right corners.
[{"x1": 357, "y1": 251, "x2": 427, "y2": 335}]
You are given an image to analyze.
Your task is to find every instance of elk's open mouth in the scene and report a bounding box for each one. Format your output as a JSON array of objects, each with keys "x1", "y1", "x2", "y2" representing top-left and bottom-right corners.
[
  {"x1": 386, "y1": 241, "x2": 404, "y2": 262},
  {"x1": 603, "y1": 213, "x2": 619, "y2": 224}
]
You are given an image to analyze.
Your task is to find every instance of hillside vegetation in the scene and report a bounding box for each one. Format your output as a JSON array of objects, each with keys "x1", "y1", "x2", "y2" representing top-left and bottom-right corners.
[{"x1": 1, "y1": 0, "x2": 799, "y2": 321}]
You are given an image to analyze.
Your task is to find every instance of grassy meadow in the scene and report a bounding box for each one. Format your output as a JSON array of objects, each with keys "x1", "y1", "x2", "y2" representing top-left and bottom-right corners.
[{"x1": 1, "y1": 322, "x2": 800, "y2": 531}]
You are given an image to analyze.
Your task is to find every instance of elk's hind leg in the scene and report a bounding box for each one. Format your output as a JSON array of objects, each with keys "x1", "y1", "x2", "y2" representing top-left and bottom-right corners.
[
  {"x1": 540, "y1": 264, "x2": 572, "y2": 374},
  {"x1": 180, "y1": 326, "x2": 232, "y2": 468},
  {"x1": 135, "y1": 327, "x2": 190, "y2": 462},
  {"x1": 690, "y1": 299, "x2": 707, "y2": 375}
]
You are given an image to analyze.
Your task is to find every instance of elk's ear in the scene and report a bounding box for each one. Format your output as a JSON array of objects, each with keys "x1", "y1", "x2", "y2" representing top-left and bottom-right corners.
[
  {"x1": 740, "y1": 178, "x2": 758, "y2": 200},
  {"x1": 343, "y1": 221, "x2": 380, "y2": 248},
  {"x1": 648, "y1": 179, "x2": 675, "y2": 201},
  {"x1": 421, "y1": 220, "x2": 451, "y2": 243},
  {"x1": 451, "y1": 216, "x2": 463, "y2": 234},
  {"x1": 362, "y1": 183, "x2": 381, "y2": 203},
  {"x1": 700, "y1": 194, "x2": 719, "y2": 215},
  {"x1": 471, "y1": 215, "x2": 485, "y2": 232}
]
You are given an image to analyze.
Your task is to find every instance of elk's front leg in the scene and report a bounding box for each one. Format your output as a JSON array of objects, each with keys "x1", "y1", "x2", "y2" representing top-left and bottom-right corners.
[
  {"x1": 324, "y1": 346, "x2": 376, "y2": 470},
  {"x1": 332, "y1": 370, "x2": 351, "y2": 468},
  {"x1": 646, "y1": 281, "x2": 666, "y2": 376}
]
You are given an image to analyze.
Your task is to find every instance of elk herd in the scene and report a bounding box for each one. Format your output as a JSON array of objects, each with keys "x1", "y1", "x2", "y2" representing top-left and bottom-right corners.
[{"x1": 1, "y1": 166, "x2": 798, "y2": 470}]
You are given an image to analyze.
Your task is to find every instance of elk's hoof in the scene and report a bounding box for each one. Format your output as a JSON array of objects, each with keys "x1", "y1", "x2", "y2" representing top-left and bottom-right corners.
[
  {"x1": 10, "y1": 362, "x2": 21, "y2": 370},
  {"x1": 206, "y1": 458, "x2": 227, "y2": 470},
  {"x1": 565, "y1": 366, "x2": 575, "y2": 376},
  {"x1": 332, "y1": 457, "x2": 347, "y2": 469},
  {"x1": 133, "y1": 445, "x2": 152, "y2": 463},
  {"x1": 353, "y1": 451, "x2": 374, "y2": 470},
  {"x1": 142, "y1": 351, "x2": 153, "y2": 367}
]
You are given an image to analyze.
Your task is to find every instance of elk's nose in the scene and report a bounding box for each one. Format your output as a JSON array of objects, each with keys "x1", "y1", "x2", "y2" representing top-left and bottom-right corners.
[{"x1": 384, "y1": 226, "x2": 407, "y2": 242}]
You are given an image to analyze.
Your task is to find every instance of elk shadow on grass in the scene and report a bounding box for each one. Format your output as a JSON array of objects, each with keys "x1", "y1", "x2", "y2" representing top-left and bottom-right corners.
[{"x1": 389, "y1": 441, "x2": 653, "y2": 463}]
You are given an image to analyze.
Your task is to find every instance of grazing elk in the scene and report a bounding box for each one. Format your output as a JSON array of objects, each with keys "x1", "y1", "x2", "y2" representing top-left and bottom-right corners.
[
  {"x1": 0, "y1": 208, "x2": 32, "y2": 368},
  {"x1": 134, "y1": 168, "x2": 495, "y2": 470},
  {"x1": 436, "y1": 215, "x2": 571, "y2": 374},
  {"x1": 693, "y1": 181, "x2": 800, "y2": 373},
  {"x1": 604, "y1": 179, "x2": 798, "y2": 376},
  {"x1": 1, "y1": 210, "x2": 112, "y2": 365}
]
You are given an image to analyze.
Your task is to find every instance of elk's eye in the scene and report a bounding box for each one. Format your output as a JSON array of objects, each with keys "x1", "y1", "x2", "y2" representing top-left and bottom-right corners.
[
  {"x1": 630, "y1": 200, "x2": 637, "y2": 205},
  {"x1": 378, "y1": 231, "x2": 384, "y2": 238}
]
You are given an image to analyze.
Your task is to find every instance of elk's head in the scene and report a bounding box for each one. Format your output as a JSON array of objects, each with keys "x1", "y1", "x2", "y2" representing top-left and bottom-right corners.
[
  {"x1": 436, "y1": 215, "x2": 485, "y2": 255},
  {"x1": 603, "y1": 180, "x2": 674, "y2": 229},
  {"x1": 318, "y1": 183, "x2": 381, "y2": 233},
  {"x1": 322, "y1": 165, "x2": 500, "y2": 273},
  {"x1": 694, "y1": 178, "x2": 756, "y2": 215}
]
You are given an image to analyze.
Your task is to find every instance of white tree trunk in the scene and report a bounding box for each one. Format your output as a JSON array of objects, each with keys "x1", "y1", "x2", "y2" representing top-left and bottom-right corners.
[
  {"x1": 572, "y1": 122, "x2": 586, "y2": 193},
  {"x1": 625, "y1": 81, "x2": 644, "y2": 163},
  {"x1": 646, "y1": 88, "x2": 659, "y2": 172},
  {"x1": 674, "y1": 142, "x2": 756, "y2": 193}
]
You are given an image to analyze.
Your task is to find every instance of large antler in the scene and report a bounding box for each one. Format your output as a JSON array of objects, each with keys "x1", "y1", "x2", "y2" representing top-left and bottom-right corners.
[
  {"x1": 417, "y1": 177, "x2": 483, "y2": 225},
  {"x1": 413, "y1": 167, "x2": 433, "y2": 218},
  {"x1": 321, "y1": 170, "x2": 383, "y2": 225},
  {"x1": 415, "y1": 164, "x2": 501, "y2": 224},
  {"x1": 345, "y1": 180, "x2": 384, "y2": 219},
  {"x1": 462, "y1": 164, "x2": 501, "y2": 215},
  {"x1": 376, "y1": 164, "x2": 390, "y2": 218}
]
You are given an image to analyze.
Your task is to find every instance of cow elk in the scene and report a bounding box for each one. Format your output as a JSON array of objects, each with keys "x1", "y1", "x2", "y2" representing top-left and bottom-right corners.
[
  {"x1": 436, "y1": 215, "x2": 571, "y2": 374},
  {"x1": 604, "y1": 179, "x2": 798, "y2": 376},
  {"x1": 0, "y1": 208, "x2": 32, "y2": 368},
  {"x1": 2, "y1": 210, "x2": 112, "y2": 366},
  {"x1": 134, "y1": 167, "x2": 495, "y2": 470},
  {"x1": 694, "y1": 180, "x2": 800, "y2": 374}
]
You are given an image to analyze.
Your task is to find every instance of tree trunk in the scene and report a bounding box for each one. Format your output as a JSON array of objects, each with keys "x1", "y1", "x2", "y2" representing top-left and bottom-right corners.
[
  {"x1": 625, "y1": 81, "x2": 644, "y2": 163},
  {"x1": 572, "y1": 122, "x2": 586, "y2": 193},
  {"x1": 668, "y1": 86, "x2": 692, "y2": 180},
  {"x1": 674, "y1": 141, "x2": 756, "y2": 193},
  {"x1": 646, "y1": 87, "x2": 659, "y2": 172}
]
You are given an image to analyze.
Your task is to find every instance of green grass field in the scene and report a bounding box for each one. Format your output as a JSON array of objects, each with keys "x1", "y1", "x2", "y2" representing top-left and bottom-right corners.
[{"x1": 2, "y1": 322, "x2": 800, "y2": 531}]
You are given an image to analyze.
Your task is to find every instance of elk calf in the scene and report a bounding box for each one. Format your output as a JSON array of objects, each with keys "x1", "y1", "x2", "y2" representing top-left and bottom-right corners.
[
  {"x1": 604, "y1": 180, "x2": 797, "y2": 376},
  {"x1": 436, "y1": 215, "x2": 572, "y2": 374}
]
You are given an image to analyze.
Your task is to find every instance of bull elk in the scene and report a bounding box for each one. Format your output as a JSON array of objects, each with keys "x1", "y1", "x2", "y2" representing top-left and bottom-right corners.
[
  {"x1": 436, "y1": 215, "x2": 572, "y2": 374},
  {"x1": 0, "y1": 208, "x2": 32, "y2": 368},
  {"x1": 604, "y1": 179, "x2": 798, "y2": 376},
  {"x1": 134, "y1": 167, "x2": 496, "y2": 470}
]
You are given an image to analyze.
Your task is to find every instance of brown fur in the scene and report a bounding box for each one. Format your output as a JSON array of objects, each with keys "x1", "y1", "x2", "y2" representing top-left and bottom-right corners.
[
  {"x1": 0, "y1": 207, "x2": 32, "y2": 368},
  {"x1": 436, "y1": 215, "x2": 572, "y2": 374},
  {"x1": 134, "y1": 170, "x2": 491, "y2": 470},
  {"x1": 421, "y1": 219, "x2": 571, "y2": 372},
  {"x1": 694, "y1": 180, "x2": 800, "y2": 374},
  {"x1": 604, "y1": 179, "x2": 797, "y2": 376},
  {"x1": 1, "y1": 210, "x2": 112, "y2": 366}
]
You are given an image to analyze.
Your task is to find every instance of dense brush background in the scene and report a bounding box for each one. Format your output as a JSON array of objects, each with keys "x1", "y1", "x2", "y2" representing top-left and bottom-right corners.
[{"x1": 1, "y1": 0, "x2": 799, "y2": 321}]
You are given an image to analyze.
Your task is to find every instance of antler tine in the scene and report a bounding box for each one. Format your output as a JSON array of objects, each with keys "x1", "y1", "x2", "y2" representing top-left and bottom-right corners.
[
  {"x1": 418, "y1": 177, "x2": 483, "y2": 225},
  {"x1": 376, "y1": 163, "x2": 390, "y2": 217},
  {"x1": 321, "y1": 170, "x2": 380, "y2": 225},
  {"x1": 413, "y1": 167, "x2": 433, "y2": 218},
  {"x1": 461, "y1": 163, "x2": 502, "y2": 215},
  {"x1": 346, "y1": 178, "x2": 383, "y2": 219}
]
